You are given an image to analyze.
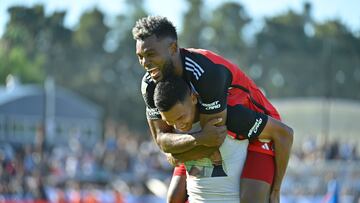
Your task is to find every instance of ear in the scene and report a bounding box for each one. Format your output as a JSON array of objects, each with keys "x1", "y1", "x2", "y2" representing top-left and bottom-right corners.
[
  {"x1": 190, "y1": 92, "x2": 198, "y2": 105},
  {"x1": 169, "y1": 41, "x2": 178, "y2": 55}
]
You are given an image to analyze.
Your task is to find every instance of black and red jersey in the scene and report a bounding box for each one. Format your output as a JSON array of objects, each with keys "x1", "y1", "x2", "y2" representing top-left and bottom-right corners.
[{"x1": 141, "y1": 48, "x2": 281, "y2": 155}]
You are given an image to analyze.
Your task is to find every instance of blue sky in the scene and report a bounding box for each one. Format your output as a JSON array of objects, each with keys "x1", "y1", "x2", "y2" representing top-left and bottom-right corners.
[{"x1": 0, "y1": 0, "x2": 359, "y2": 36}]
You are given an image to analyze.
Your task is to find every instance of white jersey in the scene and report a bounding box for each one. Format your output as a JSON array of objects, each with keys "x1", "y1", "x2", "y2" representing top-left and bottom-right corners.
[{"x1": 182, "y1": 122, "x2": 249, "y2": 203}]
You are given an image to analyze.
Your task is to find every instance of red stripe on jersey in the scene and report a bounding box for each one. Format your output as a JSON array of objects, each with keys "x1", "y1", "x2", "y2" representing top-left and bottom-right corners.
[
  {"x1": 187, "y1": 48, "x2": 280, "y2": 156},
  {"x1": 187, "y1": 48, "x2": 280, "y2": 120}
]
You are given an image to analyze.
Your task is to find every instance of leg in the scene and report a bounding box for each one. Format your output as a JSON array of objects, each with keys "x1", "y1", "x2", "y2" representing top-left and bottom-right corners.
[
  {"x1": 240, "y1": 150, "x2": 275, "y2": 203},
  {"x1": 240, "y1": 178, "x2": 271, "y2": 203},
  {"x1": 167, "y1": 165, "x2": 188, "y2": 203}
]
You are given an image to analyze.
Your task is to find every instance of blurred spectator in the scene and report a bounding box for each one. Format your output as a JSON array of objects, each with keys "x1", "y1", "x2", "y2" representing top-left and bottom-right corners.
[{"x1": 0, "y1": 120, "x2": 359, "y2": 202}]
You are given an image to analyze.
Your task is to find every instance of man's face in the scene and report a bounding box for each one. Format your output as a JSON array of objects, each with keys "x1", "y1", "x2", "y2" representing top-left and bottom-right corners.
[
  {"x1": 160, "y1": 93, "x2": 198, "y2": 132},
  {"x1": 136, "y1": 35, "x2": 175, "y2": 83}
]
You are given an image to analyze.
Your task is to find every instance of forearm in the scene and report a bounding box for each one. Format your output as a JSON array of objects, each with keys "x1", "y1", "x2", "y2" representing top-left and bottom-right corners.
[
  {"x1": 171, "y1": 146, "x2": 218, "y2": 162},
  {"x1": 147, "y1": 118, "x2": 203, "y2": 154},
  {"x1": 158, "y1": 131, "x2": 202, "y2": 154},
  {"x1": 272, "y1": 131, "x2": 293, "y2": 191}
]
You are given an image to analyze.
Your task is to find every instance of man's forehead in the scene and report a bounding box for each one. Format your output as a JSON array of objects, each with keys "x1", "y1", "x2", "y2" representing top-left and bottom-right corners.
[
  {"x1": 136, "y1": 43, "x2": 154, "y2": 53},
  {"x1": 136, "y1": 35, "x2": 172, "y2": 49},
  {"x1": 162, "y1": 103, "x2": 185, "y2": 120},
  {"x1": 136, "y1": 37, "x2": 157, "y2": 52}
]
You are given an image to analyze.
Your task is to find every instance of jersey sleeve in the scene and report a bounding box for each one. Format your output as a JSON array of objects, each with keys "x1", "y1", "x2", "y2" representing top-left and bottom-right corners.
[
  {"x1": 194, "y1": 65, "x2": 231, "y2": 114},
  {"x1": 141, "y1": 75, "x2": 161, "y2": 120},
  {"x1": 226, "y1": 104, "x2": 268, "y2": 140}
]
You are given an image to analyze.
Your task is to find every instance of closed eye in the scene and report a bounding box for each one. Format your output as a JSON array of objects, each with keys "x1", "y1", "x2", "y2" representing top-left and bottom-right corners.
[{"x1": 164, "y1": 115, "x2": 183, "y2": 126}]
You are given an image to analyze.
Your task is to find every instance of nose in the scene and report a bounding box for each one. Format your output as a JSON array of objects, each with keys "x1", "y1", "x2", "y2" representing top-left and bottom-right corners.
[
  {"x1": 143, "y1": 60, "x2": 151, "y2": 68},
  {"x1": 141, "y1": 56, "x2": 151, "y2": 68}
]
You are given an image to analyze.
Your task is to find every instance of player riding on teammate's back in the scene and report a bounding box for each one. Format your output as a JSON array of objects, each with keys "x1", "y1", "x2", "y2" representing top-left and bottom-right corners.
[
  {"x1": 152, "y1": 76, "x2": 294, "y2": 202},
  {"x1": 133, "y1": 16, "x2": 293, "y2": 203}
]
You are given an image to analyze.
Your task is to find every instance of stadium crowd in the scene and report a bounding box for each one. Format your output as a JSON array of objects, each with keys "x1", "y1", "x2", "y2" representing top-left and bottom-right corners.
[
  {"x1": 1, "y1": 120, "x2": 359, "y2": 202},
  {"x1": 285, "y1": 137, "x2": 360, "y2": 202}
]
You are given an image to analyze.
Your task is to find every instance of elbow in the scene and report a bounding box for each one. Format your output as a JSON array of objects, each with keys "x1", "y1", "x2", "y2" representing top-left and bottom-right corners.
[
  {"x1": 156, "y1": 134, "x2": 171, "y2": 153},
  {"x1": 283, "y1": 126, "x2": 294, "y2": 149},
  {"x1": 288, "y1": 126, "x2": 294, "y2": 144},
  {"x1": 273, "y1": 125, "x2": 294, "y2": 148}
]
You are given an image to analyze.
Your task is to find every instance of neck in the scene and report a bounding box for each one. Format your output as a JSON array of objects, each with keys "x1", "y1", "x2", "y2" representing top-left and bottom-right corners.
[
  {"x1": 194, "y1": 107, "x2": 200, "y2": 123},
  {"x1": 172, "y1": 49, "x2": 183, "y2": 76}
]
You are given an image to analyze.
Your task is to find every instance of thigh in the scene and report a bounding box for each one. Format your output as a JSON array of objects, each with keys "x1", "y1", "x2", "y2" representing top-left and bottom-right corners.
[
  {"x1": 241, "y1": 150, "x2": 274, "y2": 185},
  {"x1": 240, "y1": 178, "x2": 271, "y2": 203},
  {"x1": 240, "y1": 150, "x2": 274, "y2": 203}
]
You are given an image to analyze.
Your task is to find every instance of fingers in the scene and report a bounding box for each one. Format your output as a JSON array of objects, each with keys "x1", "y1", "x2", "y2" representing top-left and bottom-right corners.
[
  {"x1": 217, "y1": 125, "x2": 227, "y2": 137},
  {"x1": 206, "y1": 117, "x2": 223, "y2": 126},
  {"x1": 214, "y1": 126, "x2": 227, "y2": 145},
  {"x1": 218, "y1": 125, "x2": 227, "y2": 133},
  {"x1": 197, "y1": 117, "x2": 227, "y2": 147}
]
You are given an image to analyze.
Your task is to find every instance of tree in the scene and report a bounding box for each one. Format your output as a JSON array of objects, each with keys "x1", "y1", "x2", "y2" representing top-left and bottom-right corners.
[
  {"x1": 63, "y1": 8, "x2": 110, "y2": 104},
  {"x1": 104, "y1": 0, "x2": 149, "y2": 130},
  {"x1": 180, "y1": 0, "x2": 207, "y2": 48},
  {"x1": 0, "y1": 5, "x2": 48, "y2": 83},
  {"x1": 251, "y1": 2, "x2": 360, "y2": 100},
  {"x1": 252, "y1": 3, "x2": 319, "y2": 98},
  {"x1": 314, "y1": 20, "x2": 360, "y2": 99},
  {"x1": 206, "y1": 2, "x2": 251, "y2": 68}
]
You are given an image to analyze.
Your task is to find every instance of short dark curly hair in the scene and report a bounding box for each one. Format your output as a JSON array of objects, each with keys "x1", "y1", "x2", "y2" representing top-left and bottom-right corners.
[
  {"x1": 154, "y1": 76, "x2": 190, "y2": 112},
  {"x1": 132, "y1": 16, "x2": 178, "y2": 41}
]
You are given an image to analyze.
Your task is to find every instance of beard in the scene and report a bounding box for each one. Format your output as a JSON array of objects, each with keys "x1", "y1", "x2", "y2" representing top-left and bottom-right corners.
[{"x1": 159, "y1": 59, "x2": 176, "y2": 82}]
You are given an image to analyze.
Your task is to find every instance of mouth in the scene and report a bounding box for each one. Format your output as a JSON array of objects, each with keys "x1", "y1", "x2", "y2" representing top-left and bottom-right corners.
[
  {"x1": 152, "y1": 73, "x2": 161, "y2": 81},
  {"x1": 147, "y1": 67, "x2": 161, "y2": 80},
  {"x1": 178, "y1": 124, "x2": 191, "y2": 132}
]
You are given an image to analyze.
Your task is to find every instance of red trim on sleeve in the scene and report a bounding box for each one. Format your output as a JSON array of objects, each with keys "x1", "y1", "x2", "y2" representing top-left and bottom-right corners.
[{"x1": 173, "y1": 164, "x2": 187, "y2": 176}]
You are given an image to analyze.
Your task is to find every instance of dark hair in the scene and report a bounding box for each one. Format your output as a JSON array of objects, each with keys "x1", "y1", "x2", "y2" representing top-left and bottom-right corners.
[
  {"x1": 132, "y1": 16, "x2": 178, "y2": 41},
  {"x1": 154, "y1": 76, "x2": 190, "y2": 112}
]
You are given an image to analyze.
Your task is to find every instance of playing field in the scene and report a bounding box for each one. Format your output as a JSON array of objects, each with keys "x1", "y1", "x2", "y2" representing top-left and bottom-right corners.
[{"x1": 272, "y1": 97, "x2": 360, "y2": 147}]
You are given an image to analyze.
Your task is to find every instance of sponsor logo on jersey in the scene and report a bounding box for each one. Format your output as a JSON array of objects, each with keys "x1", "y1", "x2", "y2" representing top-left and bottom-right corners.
[
  {"x1": 201, "y1": 101, "x2": 221, "y2": 110},
  {"x1": 248, "y1": 118, "x2": 262, "y2": 138},
  {"x1": 147, "y1": 107, "x2": 160, "y2": 117}
]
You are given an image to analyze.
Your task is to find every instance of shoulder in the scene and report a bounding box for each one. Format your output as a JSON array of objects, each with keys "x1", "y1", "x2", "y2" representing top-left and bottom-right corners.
[
  {"x1": 185, "y1": 48, "x2": 227, "y2": 64},
  {"x1": 182, "y1": 48, "x2": 223, "y2": 80}
]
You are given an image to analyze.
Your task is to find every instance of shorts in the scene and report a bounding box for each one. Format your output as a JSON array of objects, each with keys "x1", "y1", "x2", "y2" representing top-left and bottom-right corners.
[
  {"x1": 241, "y1": 150, "x2": 274, "y2": 185},
  {"x1": 173, "y1": 150, "x2": 275, "y2": 185}
]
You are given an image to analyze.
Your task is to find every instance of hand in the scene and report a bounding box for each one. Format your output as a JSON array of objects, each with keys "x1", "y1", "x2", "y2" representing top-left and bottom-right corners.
[
  {"x1": 196, "y1": 118, "x2": 227, "y2": 147},
  {"x1": 270, "y1": 189, "x2": 280, "y2": 203},
  {"x1": 209, "y1": 150, "x2": 222, "y2": 164}
]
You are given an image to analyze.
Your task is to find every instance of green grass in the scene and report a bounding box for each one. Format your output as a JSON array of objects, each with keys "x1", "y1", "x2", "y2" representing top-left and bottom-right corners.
[{"x1": 271, "y1": 98, "x2": 360, "y2": 147}]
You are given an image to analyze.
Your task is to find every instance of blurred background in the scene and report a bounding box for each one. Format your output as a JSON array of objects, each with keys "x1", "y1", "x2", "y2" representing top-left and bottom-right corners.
[{"x1": 0, "y1": 0, "x2": 359, "y2": 202}]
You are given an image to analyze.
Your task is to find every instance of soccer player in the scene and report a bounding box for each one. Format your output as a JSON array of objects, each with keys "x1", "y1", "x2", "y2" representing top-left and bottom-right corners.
[
  {"x1": 152, "y1": 76, "x2": 293, "y2": 202},
  {"x1": 132, "y1": 16, "x2": 291, "y2": 203}
]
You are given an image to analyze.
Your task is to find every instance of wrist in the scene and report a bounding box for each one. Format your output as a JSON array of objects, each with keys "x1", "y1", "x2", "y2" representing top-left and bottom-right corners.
[{"x1": 193, "y1": 131, "x2": 204, "y2": 146}]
